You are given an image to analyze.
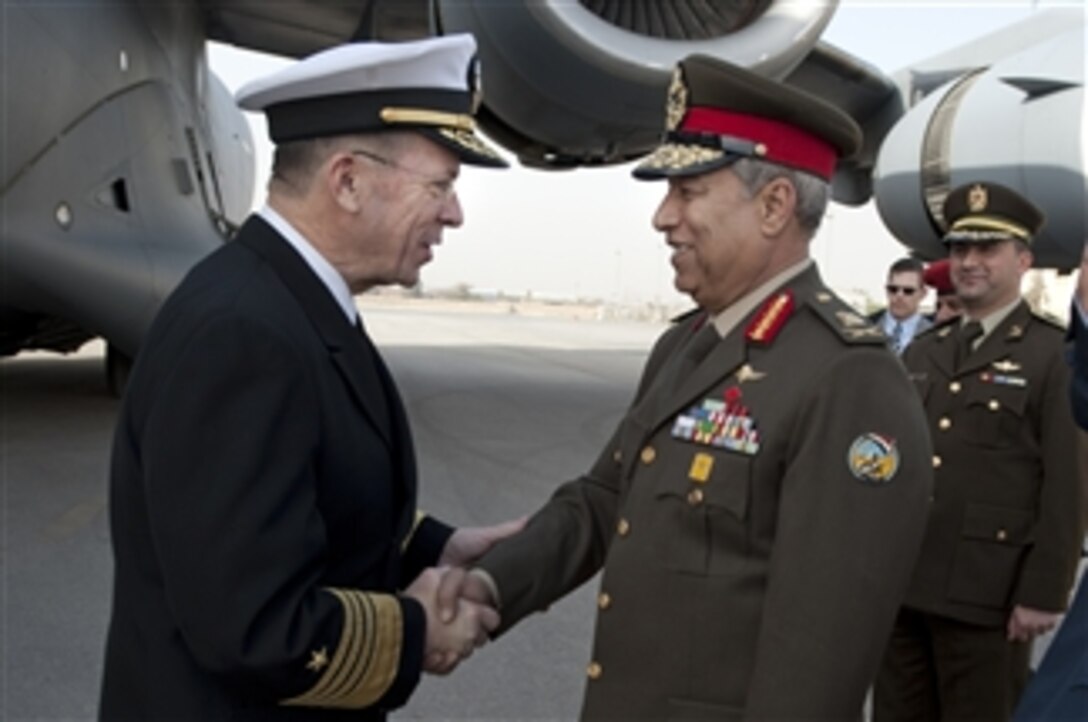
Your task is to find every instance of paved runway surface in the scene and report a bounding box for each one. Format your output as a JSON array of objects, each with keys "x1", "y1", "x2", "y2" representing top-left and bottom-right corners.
[
  {"x1": 3, "y1": 303, "x2": 1081, "y2": 720},
  {"x1": 1, "y1": 304, "x2": 663, "y2": 721}
]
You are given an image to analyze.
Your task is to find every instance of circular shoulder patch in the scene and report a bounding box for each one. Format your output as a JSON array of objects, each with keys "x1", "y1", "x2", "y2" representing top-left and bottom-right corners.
[{"x1": 847, "y1": 433, "x2": 899, "y2": 484}]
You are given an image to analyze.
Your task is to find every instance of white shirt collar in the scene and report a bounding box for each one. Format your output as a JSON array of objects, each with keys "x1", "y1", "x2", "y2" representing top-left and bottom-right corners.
[
  {"x1": 884, "y1": 312, "x2": 923, "y2": 336},
  {"x1": 257, "y1": 205, "x2": 357, "y2": 324},
  {"x1": 966, "y1": 297, "x2": 1022, "y2": 343}
]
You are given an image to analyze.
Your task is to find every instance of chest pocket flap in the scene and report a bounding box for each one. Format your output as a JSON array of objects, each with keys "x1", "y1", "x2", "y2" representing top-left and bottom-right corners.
[{"x1": 648, "y1": 449, "x2": 752, "y2": 576}]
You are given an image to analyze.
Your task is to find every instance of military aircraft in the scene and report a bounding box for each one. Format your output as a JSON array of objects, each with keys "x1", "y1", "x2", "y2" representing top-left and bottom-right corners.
[{"x1": 1, "y1": 1, "x2": 1083, "y2": 393}]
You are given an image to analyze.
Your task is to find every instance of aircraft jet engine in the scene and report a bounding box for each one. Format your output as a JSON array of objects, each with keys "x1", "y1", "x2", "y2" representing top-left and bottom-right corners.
[
  {"x1": 874, "y1": 23, "x2": 1085, "y2": 270},
  {"x1": 1, "y1": 0, "x2": 1084, "y2": 393}
]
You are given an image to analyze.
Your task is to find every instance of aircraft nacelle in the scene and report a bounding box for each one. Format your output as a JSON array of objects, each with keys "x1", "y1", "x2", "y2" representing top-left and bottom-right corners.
[
  {"x1": 873, "y1": 25, "x2": 1085, "y2": 271},
  {"x1": 0, "y1": 2, "x2": 254, "y2": 361},
  {"x1": 434, "y1": 0, "x2": 837, "y2": 168},
  {"x1": 3, "y1": 0, "x2": 1084, "y2": 391}
]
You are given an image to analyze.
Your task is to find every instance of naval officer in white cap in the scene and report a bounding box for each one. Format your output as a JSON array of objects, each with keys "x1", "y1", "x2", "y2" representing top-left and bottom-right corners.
[{"x1": 100, "y1": 34, "x2": 522, "y2": 721}]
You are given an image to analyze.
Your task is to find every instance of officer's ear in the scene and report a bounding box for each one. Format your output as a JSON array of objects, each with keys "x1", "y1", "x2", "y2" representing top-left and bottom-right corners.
[
  {"x1": 1013, "y1": 240, "x2": 1034, "y2": 274},
  {"x1": 757, "y1": 176, "x2": 795, "y2": 237},
  {"x1": 327, "y1": 151, "x2": 366, "y2": 214}
]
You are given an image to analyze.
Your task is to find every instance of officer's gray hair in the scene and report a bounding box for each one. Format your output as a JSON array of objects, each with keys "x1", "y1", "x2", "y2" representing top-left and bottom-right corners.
[
  {"x1": 270, "y1": 137, "x2": 339, "y2": 195},
  {"x1": 730, "y1": 158, "x2": 830, "y2": 233},
  {"x1": 270, "y1": 132, "x2": 413, "y2": 196}
]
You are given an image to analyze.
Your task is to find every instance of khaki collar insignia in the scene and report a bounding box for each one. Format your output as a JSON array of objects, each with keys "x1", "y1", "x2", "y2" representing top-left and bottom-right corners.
[
  {"x1": 305, "y1": 647, "x2": 329, "y2": 673},
  {"x1": 746, "y1": 291, "x2": 795, "y2": 345},
  {"x1": 816, "y1": 292, "x2": 833, "y2": 303},
  {"x1": 992, "y1": 359, "x2": 1021, "y2": 372},
  {"x1": 1008, "y1": 324, "x2": 1024, "y2": 339},
  {"x1": 735, "y1": 363, "x2": 767, "y2": 384},
  {"x1": 938, "y1": 326, "x2": 953, "y2": 338}
]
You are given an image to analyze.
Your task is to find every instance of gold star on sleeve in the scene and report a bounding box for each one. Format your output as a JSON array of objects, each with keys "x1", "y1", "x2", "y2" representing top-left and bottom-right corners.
[
  {"x1": 281, "y1": 589, "x2": 402, "y2": 709},
  {"x1": 304, "y1": 647, "x2": 329, "y2": 673}
]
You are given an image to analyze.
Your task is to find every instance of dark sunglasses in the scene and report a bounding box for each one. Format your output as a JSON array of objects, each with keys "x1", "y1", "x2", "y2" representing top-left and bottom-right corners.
[{"x1": 886, "y1": 285, "x2": 919, "y2": 296}]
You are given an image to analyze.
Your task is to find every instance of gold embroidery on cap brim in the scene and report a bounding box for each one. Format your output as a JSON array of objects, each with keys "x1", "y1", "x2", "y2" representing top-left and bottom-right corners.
[
  {"x1": 949, "y1": 216, "x2": 1030, "y2": 240},
  {"x1": 437, "y1": 127, "x2": 502, "y2": 160},
  {"x1": 638, "y1": 143, "x2": 724, "y2": 171},
  {"x1": 380, "y1": 108, "x2": 475, "y2": 131}
]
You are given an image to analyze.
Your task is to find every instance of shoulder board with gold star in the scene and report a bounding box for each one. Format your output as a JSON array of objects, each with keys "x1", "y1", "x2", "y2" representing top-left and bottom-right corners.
[
  {"x1": 806, "y1": 289, "x2": 886, "y2": 345},
  {"x1": 746, "y1": 291, "x2": 795, "y2": 345}
]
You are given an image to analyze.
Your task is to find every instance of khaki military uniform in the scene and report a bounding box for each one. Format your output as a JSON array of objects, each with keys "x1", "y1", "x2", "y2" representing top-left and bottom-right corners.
[
  {"x1": 479, "y1": 266, "x2": 933, "y2": 720},
  {"x1": 875, "y1": 301, "x2": 1082, "y2": 720}
]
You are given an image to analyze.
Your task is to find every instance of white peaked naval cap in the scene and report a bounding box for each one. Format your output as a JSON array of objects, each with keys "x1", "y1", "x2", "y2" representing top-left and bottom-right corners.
[{"x1": 236, "y1": 34, "x2": 506, "y2": 168}]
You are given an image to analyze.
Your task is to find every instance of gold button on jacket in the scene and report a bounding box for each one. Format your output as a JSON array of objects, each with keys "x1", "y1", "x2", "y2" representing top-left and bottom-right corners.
[
  {"x1": 899, "y1": 301, "x2": 1081, "y2": 628},
  {"x1": 477, "y1": 268, "x2": 934, "y2": 719}
]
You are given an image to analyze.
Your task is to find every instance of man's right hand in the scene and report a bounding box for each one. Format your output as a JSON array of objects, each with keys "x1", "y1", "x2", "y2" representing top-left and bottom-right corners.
[{"x1": 404, "y1": 567, "x2": 499, "y2": 675}]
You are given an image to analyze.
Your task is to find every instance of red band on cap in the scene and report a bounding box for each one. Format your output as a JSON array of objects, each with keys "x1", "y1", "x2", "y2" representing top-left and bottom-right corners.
[{"x1": 683, "y1": 107, "x2": 837, "y2": 180}]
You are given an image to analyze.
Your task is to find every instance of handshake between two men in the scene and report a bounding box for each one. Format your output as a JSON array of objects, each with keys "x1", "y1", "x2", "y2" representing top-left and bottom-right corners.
[{"x1": 404, "y1": 516, "x2": 527, "y2": 675}]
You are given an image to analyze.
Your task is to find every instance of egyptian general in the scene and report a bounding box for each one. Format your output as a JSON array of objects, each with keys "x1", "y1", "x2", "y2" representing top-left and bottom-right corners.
[{"x1": 459, "y1": 55, "x2": 935, "y2": 720}]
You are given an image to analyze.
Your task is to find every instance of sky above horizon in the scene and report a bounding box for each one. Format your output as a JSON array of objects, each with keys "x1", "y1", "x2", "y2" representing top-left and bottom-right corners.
[{"x1": 208, "y1": 0, "x2": 1078, "y2": 312}]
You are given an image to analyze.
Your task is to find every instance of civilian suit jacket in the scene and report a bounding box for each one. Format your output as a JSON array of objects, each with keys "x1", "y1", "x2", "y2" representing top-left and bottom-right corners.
[
  {"x1": 479, "y1": 266, "x2": 933, "y2": 721},
  {"x1": 100, "y1": 216, "x2": 450, "y2": 721},
  {"x1": 900, "y1": 302, "x2": 1082, "y2": 627},
  {"x1": 870, "y1": 310, "x2": 933, "y2": 352}
]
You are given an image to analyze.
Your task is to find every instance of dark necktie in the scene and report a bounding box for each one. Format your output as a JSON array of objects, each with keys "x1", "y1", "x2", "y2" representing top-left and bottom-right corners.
[{"x1": 955, "y1": 320, "x2": 984, "y2": 370}]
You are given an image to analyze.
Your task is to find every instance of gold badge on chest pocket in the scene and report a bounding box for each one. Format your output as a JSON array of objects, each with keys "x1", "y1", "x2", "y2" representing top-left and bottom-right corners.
[{"x1": 689, "y1": 452, "x2": 714, "y2": 483}]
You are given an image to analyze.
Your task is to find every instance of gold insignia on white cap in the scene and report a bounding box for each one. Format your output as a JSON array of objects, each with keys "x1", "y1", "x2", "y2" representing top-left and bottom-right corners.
[
  {"x1": 235, "y1": 34, "x2": 507, "y2": 167},
  {"x1": 379, "y1": 107, "x2": 476, "y2": 131}
]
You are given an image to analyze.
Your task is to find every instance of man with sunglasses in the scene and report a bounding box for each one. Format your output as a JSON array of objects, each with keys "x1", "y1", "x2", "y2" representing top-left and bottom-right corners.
[
  {"x1": 872, "y1": 257, "x2": 932, "y2": 354},
  {"x1": 99, "y1": 36, "x2": 525, "y2": 721},
  {"x1": 874, "y1": 182, "x2": 1082, "y2": 721},
  {"x1": 440, "y1": 55, "x2": 933, "y2": 720}
]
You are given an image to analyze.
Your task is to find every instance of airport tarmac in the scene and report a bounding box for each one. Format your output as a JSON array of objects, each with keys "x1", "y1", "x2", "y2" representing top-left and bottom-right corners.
[
  {"x1": 3, "y1": 300, "x2": 1081, "y2": 720},
  {"x1": 0, "y1": 302, "x2": 664, "y2": 720}
]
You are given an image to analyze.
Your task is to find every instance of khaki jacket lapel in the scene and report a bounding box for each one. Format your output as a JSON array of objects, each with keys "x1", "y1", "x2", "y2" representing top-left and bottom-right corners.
[
  {"x1": 926, "y1": 324, "x2": 958, "y2": 380},
  {"x1": 636, "y1": 331, "x2": 747, "y2": 435}
]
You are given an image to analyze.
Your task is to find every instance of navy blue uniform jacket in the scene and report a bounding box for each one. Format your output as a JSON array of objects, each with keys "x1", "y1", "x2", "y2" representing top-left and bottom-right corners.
[{"x1": 100, "y1": 216, "x2": 450, "y2": 720}]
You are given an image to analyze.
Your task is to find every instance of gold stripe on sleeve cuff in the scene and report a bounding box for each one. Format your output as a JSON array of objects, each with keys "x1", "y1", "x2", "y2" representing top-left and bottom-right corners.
[
  {"x1": 401, "y1": 510, "x2": 428, "y2": 552},
  {"x1": 281, "y1": 589, "x2": 403, "y2": 709}
]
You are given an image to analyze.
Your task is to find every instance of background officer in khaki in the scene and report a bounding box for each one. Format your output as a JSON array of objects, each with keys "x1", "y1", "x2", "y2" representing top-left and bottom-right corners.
[
  {"x1": 440, "y1": 55, "x2": 934, "y2": 720},
  {"x1": 874, "y1": 182, "x2": 1083, "y2": 721}
]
